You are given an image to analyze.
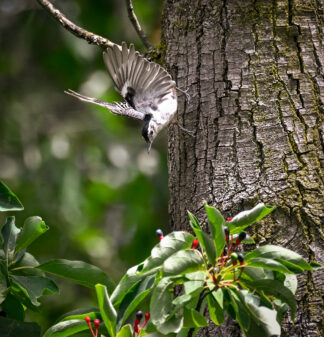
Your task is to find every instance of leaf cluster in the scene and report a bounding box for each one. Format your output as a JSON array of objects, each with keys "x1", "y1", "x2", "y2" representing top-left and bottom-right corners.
[
  {"x1": 0, "y1": 180, "x2": 321, "y2": 337},
  {"x1": 45, "y1": 202, "x2": 321, "y2": 337}
]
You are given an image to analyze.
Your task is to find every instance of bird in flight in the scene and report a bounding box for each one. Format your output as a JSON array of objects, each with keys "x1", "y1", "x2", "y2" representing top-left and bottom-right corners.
[{"x1": 65, "y1": 42, "x2": 180, "y2": 152}]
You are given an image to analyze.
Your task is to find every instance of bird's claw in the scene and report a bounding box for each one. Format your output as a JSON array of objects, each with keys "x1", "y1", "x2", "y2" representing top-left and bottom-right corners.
[
  {"x1": 176, "y1": 87, "x2": 191, "y2": 103},
  {"x1": 172, "y1": 120, "x2": 196, "y2": 137}
]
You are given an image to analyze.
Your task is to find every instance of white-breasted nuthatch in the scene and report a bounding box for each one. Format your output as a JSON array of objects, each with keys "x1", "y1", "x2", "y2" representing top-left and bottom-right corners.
[{"x1": 65, "y1": 42, "x2": 178, "y2": 152}]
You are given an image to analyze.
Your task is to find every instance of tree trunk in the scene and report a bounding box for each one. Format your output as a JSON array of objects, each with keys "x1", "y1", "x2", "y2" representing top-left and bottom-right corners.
[{"x1": 162, "y1": 0, "x2": 324, "y2": 336}]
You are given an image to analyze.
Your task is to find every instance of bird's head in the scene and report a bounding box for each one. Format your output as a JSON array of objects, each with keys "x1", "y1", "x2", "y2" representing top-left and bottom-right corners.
[{"x1": 142, "y1": 114, "x2": 157, "y2": 153}]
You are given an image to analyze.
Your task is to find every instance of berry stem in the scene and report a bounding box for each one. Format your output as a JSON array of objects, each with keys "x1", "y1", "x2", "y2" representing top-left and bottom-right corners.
[
  {"x1": 84, "y1": 317, "x2": 96, "y2": 337},
  {"x1": 88, "y1": 323, "x2": 95, "y2": 337}
]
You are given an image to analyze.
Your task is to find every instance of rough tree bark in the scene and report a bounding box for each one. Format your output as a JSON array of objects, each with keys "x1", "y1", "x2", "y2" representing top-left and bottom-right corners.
[{"x1": 162, "y1": 0, "x2": 323, "y2": 336}]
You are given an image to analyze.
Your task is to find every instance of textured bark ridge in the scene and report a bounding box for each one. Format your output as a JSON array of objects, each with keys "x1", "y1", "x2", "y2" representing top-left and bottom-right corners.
[{"x1": 162, "y1": 0, "x2": 324, "y2": 336}]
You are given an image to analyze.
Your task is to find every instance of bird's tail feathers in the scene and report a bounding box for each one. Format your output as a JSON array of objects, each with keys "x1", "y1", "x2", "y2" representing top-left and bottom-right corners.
[{"x1": 64, "y1": 89, "x2": 115, "y2": 110}]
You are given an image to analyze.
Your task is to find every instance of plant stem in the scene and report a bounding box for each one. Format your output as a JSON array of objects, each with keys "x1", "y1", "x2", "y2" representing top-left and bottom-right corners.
[{"x1": 10, "y1": 265, "x2": 35, "y2": 271}]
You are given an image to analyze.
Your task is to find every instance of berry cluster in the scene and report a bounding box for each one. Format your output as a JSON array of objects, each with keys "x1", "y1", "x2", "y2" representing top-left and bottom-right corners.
[
  {"x1": 133, "y1": 310, "x2": 150, "y2": 336},
  {"x1": 84, "y1": 316, "x2": 100, "y2": 337},
  {"x1": 214, "y1": 222, "x2": 246, "y2": 283},
  {"x1": 156, "y1": 223, "x2": 246, "y2": 287}
]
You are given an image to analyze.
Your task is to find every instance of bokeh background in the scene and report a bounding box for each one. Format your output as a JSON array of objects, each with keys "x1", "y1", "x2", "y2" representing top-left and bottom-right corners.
[{"x1": 0, "y1": 0, "x2": 167, "y2": 331}]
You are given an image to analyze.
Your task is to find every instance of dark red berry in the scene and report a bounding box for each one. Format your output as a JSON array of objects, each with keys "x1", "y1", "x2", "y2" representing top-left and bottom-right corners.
[
  {"x1": 94, "y1": 319, "x2": 100, "y2": 327},
  {"x1": 136, "y1": 310, "x2": 143, "y2": 320},
  {"x1": 238, "y1": 232, "x2": 246, "y2": 241},
  {"x1": 145, "y1": 313, "x2": 150, "y2": 320},
  {"x1": 156, "y1": 229, "x2": 163, "y2": 237},
  {"x1": 84, "y1": 316, "x2": 91, "y2": 323},
  {"x1": 237, "y1": 253, "x2": 244, "y2": 263},
  {"x1": 227, "y1": 217, "x2": 233, "y2": 222},
  {"x1": 234, "y1": 232, "x2": 247, "y2": 248}
]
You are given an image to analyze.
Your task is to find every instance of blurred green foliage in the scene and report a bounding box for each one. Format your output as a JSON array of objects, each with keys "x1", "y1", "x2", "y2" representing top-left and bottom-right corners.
[{"x1": 0, "y1": 0, "x2": 166, "y2": 330}]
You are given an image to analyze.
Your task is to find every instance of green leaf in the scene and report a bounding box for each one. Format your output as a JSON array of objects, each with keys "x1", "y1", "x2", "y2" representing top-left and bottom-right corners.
[
  {"x1": 0, "y1": 317, "x2": 40, "y2": 337},
  {"x1": 59, "y1": 309, "x2": 101, "y2": 322},
  {"x1": 15, "y1": 217, "x2": 48, "y2": 253},
  {"x1": 1, "y1": 293, "x2": 25, "y2": 321},
  {"x1": 212, "y1": 288, "x2": 224, "y2": 309},
  {"x1": 184, "y1": 271, "x2": 205, "y2": 295},
  {"x1": 227, "y1": 288, "x2": 249, "y2": 330},
  {"x1": 207, "y1": 294, "x2": 224, "y2": 325},
  {"x1": 150, "y1": 277, "x2": 174, "y2": 327},
  {"x1": 284, "y1": 274, "x2": 297, "y2": 294},
  {"x1": 37, "y1": 259, "x2": 115, "y2": 292},
  {"x1": 141, "y1": 231, "x2": 194, "y2": 273},
  {"x1": 9, "y1": 281, "x2": 38, "y2": 311},
  {"x1": 247, "y1": 257, "x2": 293, "y2": 274},
  {"x1": 116, "y1": 324, "x2": 133, "y2": 337},
  {"x1": 163, "y1": 250, "x2": 204, "y2": 275},
  {"x1": 247, "y1": 302, "x2": 281, "y2": 336},
  {"x1": 273, "y1": 299, "x2": 289, "y2": 324},
  {"x1": 228, "y1": 203, "x2": 275, "y2": 234},
  {"x1": 43, "y1": 319, "x2": 88, "y2": 337},
  {"x1": 110, "y1": 265, "x2": 156, "y2": 307},
  {"x1": 1, "y1": 217, "x2": 20, "y2": 262},
  {"x1": 240, "y1": 290, "x2": 261, "y2": 307},
  {"x1": 242, "y1": 279, "x2": 296, "y2": 320},
  {"x1": 201, "y1": 231, "x2": 217, "y2": 266},
  {"x1": 188, "y1": 211, "x2": 217, "y2": 265},
  {"x1": 0, "y1": 181, "x2": 24, "y2": 212},
  {"x1": 157, "y1": 314, "x2": 183, "y2": 334},
  {"x1": 204, "y1": 204, "x2": 226, "y2": 258},
  {"x1": 241, "y1": 267, "x2": 275, "y2": 282},
  {"x1": 12, "y1": 275, "x2": 59, "y2": 306},
  {"x1": 276, "y1": 259, "x2": 304, "y2": 273},
  {"x1": 187, "y1": 211, "x2": 203, "y2": 237},
  {"x1": 183, "y1": 307, "x2": 208, "y2": 328},
  {"x1": 309, "y1": 261, "x2": 323, "y2": 270},
  {"x1": 10, "y1": 252, "x2": 44, "y2": 277},
  {"x1": 95, "y1": 284, "x2": 117, "y2": 337},
  {"x1": 172, "y1": 293, "x2": 192, "y2": 308},
  {"x1": 0, "y1": 267, "x2": 8, "y2": 304},
  {"x1": 245, "y1": 245, "x2": 313, "y2": 271},
  {"x1": 116, "y1": 275, "x2": 155, "y2": 330},
  {"x1": 229, "y1": 288, "x2": 276, "y2": 337}
]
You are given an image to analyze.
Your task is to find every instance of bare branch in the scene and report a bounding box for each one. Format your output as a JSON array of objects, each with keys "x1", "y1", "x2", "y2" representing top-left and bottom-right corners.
[
  {"x1": 125, "y1": 0, "x2": 153, "y2": 50},
  {"x1": 36, "y1": 0, "x2": 115, "y2": 49}
]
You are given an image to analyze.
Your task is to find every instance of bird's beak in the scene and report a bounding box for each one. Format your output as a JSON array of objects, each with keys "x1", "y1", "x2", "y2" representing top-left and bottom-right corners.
[{"x1": 147, "y1": 141, "x2": 152, "y2": 154}]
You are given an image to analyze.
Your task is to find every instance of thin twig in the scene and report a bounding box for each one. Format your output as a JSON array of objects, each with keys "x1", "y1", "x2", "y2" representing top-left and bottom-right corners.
[
  {"x1": 125, "y1": 0, "x2": 153, "y2": 50},
  {"x1": 36, "y1": 0, "x2": 115, "y2": 49}
]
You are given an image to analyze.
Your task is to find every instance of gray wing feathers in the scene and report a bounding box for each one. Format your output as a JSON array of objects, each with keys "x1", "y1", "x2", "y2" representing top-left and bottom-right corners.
[{"x1": 103, "y1": 42, "x2": 175, "y2": 103}]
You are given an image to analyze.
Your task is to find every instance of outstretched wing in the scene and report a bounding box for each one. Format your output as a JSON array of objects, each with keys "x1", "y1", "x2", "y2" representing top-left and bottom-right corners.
[
  {"x1": 64, "y1": 89, "x2": 145, "y2": 120},
  {"x1": 103, "y1": 42, "x2": 176, "y2": 111}
]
